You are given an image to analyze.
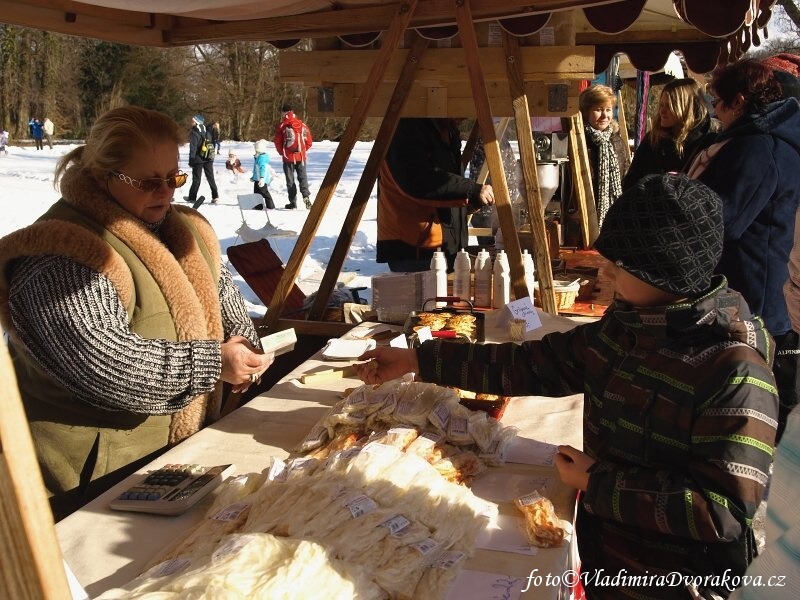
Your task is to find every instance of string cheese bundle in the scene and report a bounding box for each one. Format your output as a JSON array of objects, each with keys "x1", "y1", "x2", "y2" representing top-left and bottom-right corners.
[
  {"x1": 98, "y1": 533, "x2": 383, "y2": 600},
  {"x1": 145, "y1": 472, "x2": 266, "y2": 569},
  {"x1": 514, "y1": 491, "x2": 565, "y2": 548}
]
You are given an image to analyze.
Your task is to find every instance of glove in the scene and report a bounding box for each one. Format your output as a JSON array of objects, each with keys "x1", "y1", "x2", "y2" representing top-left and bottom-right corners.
[{"x1": 259, "y1": 179, "x2": 265, "y2": 188}]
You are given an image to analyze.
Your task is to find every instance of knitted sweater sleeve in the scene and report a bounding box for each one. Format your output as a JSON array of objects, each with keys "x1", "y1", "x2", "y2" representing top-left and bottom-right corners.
[
  {"x1": 218, "y1": 262, "x2": 260, "y2": 348},
  {"x1": 415, "y1": 327, "x2": 589, "y2": 397},
  {"x1": 8, "y1": 255, "x2": 222, "y2": 415}
]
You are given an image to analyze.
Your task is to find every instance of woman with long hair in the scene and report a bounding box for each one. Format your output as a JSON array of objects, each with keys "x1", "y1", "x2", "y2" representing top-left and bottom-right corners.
[{"x1": 623, "y1": 78, "x2": 718, "y2": 190}]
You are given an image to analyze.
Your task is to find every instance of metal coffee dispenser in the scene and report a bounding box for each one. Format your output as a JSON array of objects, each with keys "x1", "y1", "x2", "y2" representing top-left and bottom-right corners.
[{"x1": 516, "y1": 132, "x2": 570, "y2": 258}]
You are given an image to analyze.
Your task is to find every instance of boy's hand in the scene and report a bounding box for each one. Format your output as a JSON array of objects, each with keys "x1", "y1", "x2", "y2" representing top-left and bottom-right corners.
[
  {"x1": 354, "y1": 347, "x2": 419, "y2": 384},
  {"x1": 554, "y1": 445, "x2": 595, "y2": 492}
]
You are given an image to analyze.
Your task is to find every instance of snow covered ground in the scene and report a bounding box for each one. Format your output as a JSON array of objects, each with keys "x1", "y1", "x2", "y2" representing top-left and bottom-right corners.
[{"x1": 0, "y1": 139, "x2": 391, "y2": 316}]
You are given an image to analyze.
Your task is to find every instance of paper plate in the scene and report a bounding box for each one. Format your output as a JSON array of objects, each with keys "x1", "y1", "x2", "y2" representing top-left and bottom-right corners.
[{"x1": 321, "y1": 338, "x2": 376, "y2": 361}]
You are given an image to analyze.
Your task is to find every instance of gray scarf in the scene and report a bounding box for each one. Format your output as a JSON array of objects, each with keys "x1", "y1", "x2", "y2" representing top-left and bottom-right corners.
[{"x1": 586, "y1": 125, "x2": 622, "y2": 227}]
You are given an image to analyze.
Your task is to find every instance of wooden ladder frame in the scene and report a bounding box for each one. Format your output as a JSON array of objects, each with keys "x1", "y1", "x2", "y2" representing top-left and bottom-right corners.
[
  {"x1": 1, "y1": 332, "x2": 71, "y2": 599},
  {"x1": 260, "y1": 0, "x2": 563, "y2": 333}
]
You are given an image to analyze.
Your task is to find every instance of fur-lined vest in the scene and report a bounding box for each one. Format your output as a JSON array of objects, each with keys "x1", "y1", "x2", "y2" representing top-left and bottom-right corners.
[{"x1": 0, "y1": 166, "x2": 224, "y2": 497}]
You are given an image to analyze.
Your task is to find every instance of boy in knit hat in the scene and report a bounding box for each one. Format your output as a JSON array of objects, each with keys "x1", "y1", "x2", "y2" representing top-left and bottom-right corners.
[{"x1": 356, "y1": 174, "x2": 778, "y2": 599}]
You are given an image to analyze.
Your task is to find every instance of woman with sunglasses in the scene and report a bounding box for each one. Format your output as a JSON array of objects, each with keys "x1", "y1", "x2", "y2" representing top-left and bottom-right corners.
[{"x1": 0, "y1": 106, "x2": 273, "y2": 520}]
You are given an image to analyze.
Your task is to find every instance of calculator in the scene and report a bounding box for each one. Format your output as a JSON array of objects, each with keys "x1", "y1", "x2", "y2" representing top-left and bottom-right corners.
[{"x1": 109, "y1": 463, "x2": 235, "y2": 516}]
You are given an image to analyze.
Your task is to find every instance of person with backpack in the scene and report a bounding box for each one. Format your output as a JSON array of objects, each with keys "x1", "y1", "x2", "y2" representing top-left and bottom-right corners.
[
  {"x1": 273, "y1": 103, "x2": 312, "y2": 209},
  {"x1": 187, "y1": 114, "x2": 219, "y2": 209},
  {"x1": 251, "y1": 139, "x2": 275, "y2": 210}
]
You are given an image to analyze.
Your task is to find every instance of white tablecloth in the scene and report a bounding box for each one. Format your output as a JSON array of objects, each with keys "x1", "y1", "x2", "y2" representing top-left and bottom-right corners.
[{"x1": 57, "y1": 311, "x2": 586, "y2": 598}]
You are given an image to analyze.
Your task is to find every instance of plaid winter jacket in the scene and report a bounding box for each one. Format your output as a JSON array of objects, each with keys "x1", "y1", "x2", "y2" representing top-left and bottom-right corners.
[{"x1": 417, "y1": 276, "x2": 778, "y2": 599}]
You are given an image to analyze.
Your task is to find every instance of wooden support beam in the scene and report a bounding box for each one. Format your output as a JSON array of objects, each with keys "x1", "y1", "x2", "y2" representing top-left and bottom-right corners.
[
  {"x1": 260, "y1": 0, "x2": 420, "y2": 333},
  {"x1": 308, "y1": 77, "x2": 584, "y2": 118},
  {"x1": 502, "y1": 30, "x2": 558, "y2": 314},
  {"x1": 461, "y1": 120, "x2": 481, "y2": 174},
  {"x1": 476, "y1": 118, "x2": 511, "y2": 185},
  {"x1": 307, "y1": 34, "x2": 430, "y2": 321},
  {"x1": 279, "y1": 46, "x2": 595, "y2": 85},
  {"x1": 1, "y1": 332, "x2": 71, "y2": 600},
  {"x1": 566, "y1": 112, "x2": 599, "y2": 247},
  {"x1": 163, "y1": 0, "x2": 623, "y2": 45},
  {"x1": 455, "y1": 0, "x2": 526, "y2": 302},
  {"x1": 616, "y1": 88, "x2": 632, "y2": 165}
]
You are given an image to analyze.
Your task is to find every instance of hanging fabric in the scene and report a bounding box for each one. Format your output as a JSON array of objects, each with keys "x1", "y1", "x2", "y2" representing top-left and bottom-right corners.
[{"x1": 634, "y1": 69, "x2": 650, "y2": 149}]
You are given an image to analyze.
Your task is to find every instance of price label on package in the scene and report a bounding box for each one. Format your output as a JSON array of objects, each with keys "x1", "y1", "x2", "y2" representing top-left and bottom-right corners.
[{"x1": 505, "y1": 297, "x2": 542, "y2": 333}]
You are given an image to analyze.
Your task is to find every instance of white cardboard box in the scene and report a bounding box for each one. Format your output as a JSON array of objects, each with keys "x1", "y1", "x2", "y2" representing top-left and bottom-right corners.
[{"x1": 371, "y1": 271, "x2": 428, "y2": 318}]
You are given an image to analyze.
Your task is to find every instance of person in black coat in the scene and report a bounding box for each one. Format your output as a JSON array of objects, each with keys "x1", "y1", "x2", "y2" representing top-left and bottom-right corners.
[
  {"x1": 687, "y1": 59, "x2": 800, "y2": 440},
  {"x1": 376, "y1": 118, "x2": 494, "y2": 272},
  {"x1": 187, "y1": 114, "x2": 219, "y2": 209},
  {"x1": 623, "y1": 78, "x2": 718, "y2": 190}
]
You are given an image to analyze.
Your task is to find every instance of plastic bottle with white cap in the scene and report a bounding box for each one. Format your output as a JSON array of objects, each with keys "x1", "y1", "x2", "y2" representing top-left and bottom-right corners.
[
  {"x1": 473, "y1": 248, "x2": 493, "y2": 308},
  {"x1": 522, "y1": 249, "x2": 536, "y2": 300},
  {"x1": 453, "y1": 248, "x2": 472, "y2": 302},
  {"x1": 428, "y1": 248, "x2": 447, "y2": 308},
  {"x1": 493, "y1": 249, "x2": 511, "y2": 308}
]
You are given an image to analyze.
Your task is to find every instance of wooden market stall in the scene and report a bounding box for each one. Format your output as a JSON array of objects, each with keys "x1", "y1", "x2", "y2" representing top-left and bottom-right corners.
[
  {"x1": 0, "y1": 0, "x2": 779, "y2": 327},
  {"x1": 0, "y1": 1, "x2": 780, "y2": 598}
]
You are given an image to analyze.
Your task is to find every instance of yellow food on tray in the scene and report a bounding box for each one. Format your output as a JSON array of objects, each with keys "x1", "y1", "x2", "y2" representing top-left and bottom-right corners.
[
  {"x1": 414, "y1": 311, "x2": 476, "y2": 337},
  {"x1": 514, "y1": 491, "x2": 565, "y2": 548}
]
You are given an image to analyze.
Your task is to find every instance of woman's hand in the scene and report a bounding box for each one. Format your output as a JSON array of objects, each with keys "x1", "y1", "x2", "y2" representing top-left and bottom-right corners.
[
  {"x1": 354, "y1": 347, "x2": 419, "y2": 385},
  {"x1": 554, "y1": 445, "x2": 596, "y2": 492},
  {"x1": 220, "y1": 336, "x2": 274, "y2": 391}
]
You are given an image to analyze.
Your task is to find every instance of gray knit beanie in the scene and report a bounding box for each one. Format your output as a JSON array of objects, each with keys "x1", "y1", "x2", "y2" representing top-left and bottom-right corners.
[{"x1": 594, "y1": 173, "x2": 723, "y2": 296}]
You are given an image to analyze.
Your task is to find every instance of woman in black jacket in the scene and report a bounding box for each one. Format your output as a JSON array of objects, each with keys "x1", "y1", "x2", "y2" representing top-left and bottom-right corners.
[{"x1": 623, "y1": 78, "x2": 718, "y2": 190}]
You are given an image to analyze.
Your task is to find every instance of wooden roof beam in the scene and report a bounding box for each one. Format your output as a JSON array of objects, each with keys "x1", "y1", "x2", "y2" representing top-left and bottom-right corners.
[{"x1": 166, "y1": 0, "x2": 626, "y2": 45}]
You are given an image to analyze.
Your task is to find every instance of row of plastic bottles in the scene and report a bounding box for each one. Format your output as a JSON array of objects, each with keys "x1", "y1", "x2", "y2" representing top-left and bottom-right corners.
[{"x1": 427, "y1": 247, "x2": 536, "y2": 310}]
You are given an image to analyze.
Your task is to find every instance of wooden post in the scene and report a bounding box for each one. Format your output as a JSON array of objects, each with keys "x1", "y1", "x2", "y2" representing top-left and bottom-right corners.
[
  {"x1": 1, "y1": 331, "x2": 71, "y2": 600},
  {"x1": 461, "y1": 120, "x2": 481, "y2": 174},
  {"x1": 455, "y1": 0, "x2": 527, "y2": 302},
  {"x1": 501, "y1": 30, "x2": 557, "y2": 314},
  {"x1": 307, "y1": 34, "x2": 429, "y2": 321},
  {"x1": 476, "y1": 117, "x2": 511, "y2": 185},
  {"x1": 260, "y1": 0, "x2": 420, "y2": 333},
  {"x1": 566, "y1": 112, "x2": 599, "y2": 247},
  {"x1": 617, "y1": 88, "x2": 632, "y2": 164}
]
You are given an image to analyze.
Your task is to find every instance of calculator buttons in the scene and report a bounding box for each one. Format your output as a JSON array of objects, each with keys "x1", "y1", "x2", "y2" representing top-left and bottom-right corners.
[{"x1": 109, "y1": 464, "x2": 234, "y2": 516}]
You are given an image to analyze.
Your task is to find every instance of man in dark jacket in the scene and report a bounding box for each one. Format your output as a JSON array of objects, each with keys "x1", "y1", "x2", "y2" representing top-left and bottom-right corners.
[
  {"x1": 377, "y1": 118, "x2": 494, "y2": 272},
  {"x1": 187, "y1": 114, "x2": 219, "y2": 209}
]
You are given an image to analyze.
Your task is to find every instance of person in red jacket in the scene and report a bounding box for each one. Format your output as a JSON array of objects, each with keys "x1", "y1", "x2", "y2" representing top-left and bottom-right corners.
[{"x1": 273, "y1": 103, "x2": 313, "y2": 209}]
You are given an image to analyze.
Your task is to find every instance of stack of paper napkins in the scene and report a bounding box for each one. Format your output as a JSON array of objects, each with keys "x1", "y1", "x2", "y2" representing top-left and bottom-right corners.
[{"x1": 371, "y1": 272, "x2": 428, "y2": 322}]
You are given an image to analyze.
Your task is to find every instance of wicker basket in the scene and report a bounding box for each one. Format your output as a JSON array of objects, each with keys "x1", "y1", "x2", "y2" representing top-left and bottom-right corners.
[{"x1": 534, "y1": 279, "x2": 581, "y2": 310}]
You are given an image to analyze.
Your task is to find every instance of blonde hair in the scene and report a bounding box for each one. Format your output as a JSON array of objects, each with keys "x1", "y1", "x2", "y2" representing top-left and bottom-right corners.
[
  {"x1": 579, "y1": 84, "x2": 617, "y2": 121},
  {"x1": 55, "y1": 106, "x2": 183, "y2": 185},
  {"x1": 647, "y1": 79, "x2": 708, "y2": 157}
]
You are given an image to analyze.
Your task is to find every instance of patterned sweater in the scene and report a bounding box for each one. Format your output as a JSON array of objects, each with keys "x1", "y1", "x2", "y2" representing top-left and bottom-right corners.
[{"x1": 418, "y1": 277, "x2": 778, "y2": 599}]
